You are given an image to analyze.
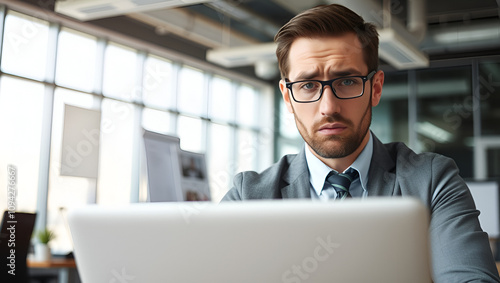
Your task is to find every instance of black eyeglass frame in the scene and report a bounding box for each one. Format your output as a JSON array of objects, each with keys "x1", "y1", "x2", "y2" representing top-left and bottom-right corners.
[{"x1": 285, "y1": 70, "x2": 377, "y2": 103}]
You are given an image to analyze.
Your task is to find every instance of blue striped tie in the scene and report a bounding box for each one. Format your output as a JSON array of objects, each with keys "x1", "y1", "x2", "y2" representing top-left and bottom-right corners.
[{"x1": 324, "y1": 169, "x2": 359, "y2": 200}]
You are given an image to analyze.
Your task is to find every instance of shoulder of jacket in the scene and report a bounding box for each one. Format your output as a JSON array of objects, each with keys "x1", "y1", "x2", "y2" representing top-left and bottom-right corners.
[{"x1": 382, "y1": 141, "x2": 456, "y2": 173}]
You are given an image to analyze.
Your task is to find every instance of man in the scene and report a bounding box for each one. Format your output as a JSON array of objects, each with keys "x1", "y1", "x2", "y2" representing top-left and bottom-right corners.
[{"x1": 222, "y1": 4, "x2": 500, "y2": 282}]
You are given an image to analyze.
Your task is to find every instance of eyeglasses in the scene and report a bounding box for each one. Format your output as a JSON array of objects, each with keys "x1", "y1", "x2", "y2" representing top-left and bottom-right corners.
[{"x1": 285, "y1": 70, "x2": 376, "y2": 103}]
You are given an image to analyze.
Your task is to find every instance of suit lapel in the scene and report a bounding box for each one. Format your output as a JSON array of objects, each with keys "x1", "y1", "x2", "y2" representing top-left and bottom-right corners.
[
  {"x1": 281, "y1": 148, "x2": 311, "y2": 199},
  {"x1": 367, "y1": 134, "x2": 397, "y2": 196},
  {"x1": 278, "y1": 134, "x2": 397, "y2": 198}
]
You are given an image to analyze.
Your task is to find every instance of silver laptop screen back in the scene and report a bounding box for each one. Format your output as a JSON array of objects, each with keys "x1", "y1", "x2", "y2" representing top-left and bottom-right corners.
[{"x1": 68, "y1": 198, "x2": 432, "y2": 283}]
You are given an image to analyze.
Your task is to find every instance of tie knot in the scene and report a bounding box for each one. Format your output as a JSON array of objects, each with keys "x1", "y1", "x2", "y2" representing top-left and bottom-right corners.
[{"x1": 325, "y1": 169, "x2": 359, "y2": 199}]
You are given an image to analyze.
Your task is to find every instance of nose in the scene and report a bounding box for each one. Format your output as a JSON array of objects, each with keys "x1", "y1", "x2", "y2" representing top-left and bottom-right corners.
[{"x1": 319, "y1": 84, "x2": 341, "y2": 116}]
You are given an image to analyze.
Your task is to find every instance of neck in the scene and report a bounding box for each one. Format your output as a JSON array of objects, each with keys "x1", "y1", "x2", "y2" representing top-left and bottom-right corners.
[{"x1": 308, "y1": 131, "x2": 371, "y2": 173}]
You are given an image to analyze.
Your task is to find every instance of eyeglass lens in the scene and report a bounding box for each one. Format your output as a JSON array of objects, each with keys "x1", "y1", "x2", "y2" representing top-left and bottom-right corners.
[{"x1": 291, "y1": 77, "x2": 365, "y2": 101}]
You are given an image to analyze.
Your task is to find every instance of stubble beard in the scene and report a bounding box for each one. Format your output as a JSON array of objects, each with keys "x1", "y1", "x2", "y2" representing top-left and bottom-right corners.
[{"x1": 292, "y1": 94, "x2": 372, "y2": 159}]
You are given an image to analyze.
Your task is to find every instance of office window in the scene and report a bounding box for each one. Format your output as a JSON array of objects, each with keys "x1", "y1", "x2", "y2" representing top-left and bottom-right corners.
[
  {"x1": 177, "y1": 115, "x2": 204, "y2": 153},
  {"x1": 142, "y1": 108, "x2": 174, "y2": 135},
  {"x1": 97, "y1": 99, "x2": 135, "y2": 204},
  {"x1": 177, "y1": 66, "x2": 205, "y2": 116},
  {"x1": 237, "y1": 129, "x2": 258, "y2": 172},
  {"x1": 279, "y1": 143, "x2": 302, "y2": 159},
  {"x1": 416, "y1": 66, "x2": 473, "y2": 178},
  {"x1": 0, "y1": 76, "x2": 44, "y2": 212},
  {"x1": 0, "y1": 8, "x2": 272, "y2": 244},
  {"x1": 207, "y1": 123, "x2": 232, "y2": 200},
  {"x1": 1, "y1": 11, "x2": 49, "y2": 81},
  {"x1": 55, "y1": 28, "x2": 98, "y2": 93},
  {"x1": 276, "y1": 94, "x2": 306, "y2": 157},
  {"x1": 278, "y1": 97, "x2": 300, "y2": 139},
  {"x1": 47, "y1": 88, "x2": 98, "y2": 253},
  {"x1": 236, "y1": 84, "x2": 258, "y2": 128},
  {"x1": 102, "y1": 43, "x2": 138, "y2": 101},
  {"x1": 142, "y1": 55, "x2": 174, "y2": 110},
  {"x1": 479, "y1": 61, "x2": 500, "y2": 136},
  {"x1": 487, "y1": 149, "x2": 500, "y2": 179},
  {"x1": 209, "y1": 76, "x2": 234, "y2": 123},
  {"x1": 256, "y1": 128, "x2": 274, "y2": 171}
]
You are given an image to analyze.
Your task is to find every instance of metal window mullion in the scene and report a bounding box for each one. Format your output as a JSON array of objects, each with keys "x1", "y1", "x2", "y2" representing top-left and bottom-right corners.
[
  {"x1": 232, "y1": 82, "x2": 241, "y2": 178},
  {"x1": 85, "y1": 37, "x2": 106, "y2": 205},
  {"x1": 472, "y1": 60, "x2": 482, "y2": 138},
  {"x1": 0, "y1": 5, "x2": 7, "y2": 68},
  {"x1": 253, "y1": 88, "x2": 261, "y2": 170},
  {"x1": 225, "y1": 81, "x2": 239, "y2": 191},
  {"x1": 230, "y1": 81, "x2": 238, "y2": 125},
  {"x1": 171, "y1": 62, "x2": 181, "y2": 133},
  {"x1": 130, "y1": 104, "x2": 143, "y2": 202},
  {"x1": 35, "y1": 83, "x2": 55, "y2": 233},
  {"x1": 230, "y1": 122, "x2": 238, "y2": 189},
  {"x1": 200, "y1": 72, "x2": 210, "y2": 152},
  {"x1": 35, "y1": 21, "x2": 59, "y2": 232},
  {"x1": 130, "y1": 51, "x2": 146, "y2": 203},
  {"x1": 273, "y1": 86, "x2": 282, "y2": 162},
  {"x1": 205, "y1": 118, "x2": 213, "y2": 162},
  {"x1": 45, "y1": 22, "x2": 59, "y2": 83},
  {"x1": 203, "y1": 72, "x2": 212, "y2": 120},
  {"x1": 93, "y1": 38, "x2": 106, "y2": 96},
  {"x1": 472, "y1": 59, "x2": 485, "y2": 179}
]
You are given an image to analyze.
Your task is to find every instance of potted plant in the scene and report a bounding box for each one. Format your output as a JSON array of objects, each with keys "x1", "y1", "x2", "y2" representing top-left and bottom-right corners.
[{"x1": 34, "y1": 228, "x2": 56, "y2": 261}]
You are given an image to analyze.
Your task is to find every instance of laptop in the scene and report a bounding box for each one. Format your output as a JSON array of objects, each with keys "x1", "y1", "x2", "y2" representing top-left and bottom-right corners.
[{"x1": 68, "y1": 198, "x2": 432, "y2": 283}]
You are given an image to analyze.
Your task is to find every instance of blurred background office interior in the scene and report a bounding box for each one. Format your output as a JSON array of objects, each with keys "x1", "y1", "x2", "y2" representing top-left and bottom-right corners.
[{"x1": 0, "y1": 0, "x2": 499, "y2": 256}]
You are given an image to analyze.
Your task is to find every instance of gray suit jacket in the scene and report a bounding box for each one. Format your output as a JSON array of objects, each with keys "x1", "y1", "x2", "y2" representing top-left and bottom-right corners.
[{"x1": 222, "y1": 134, "x2": 500, "y2": 282}]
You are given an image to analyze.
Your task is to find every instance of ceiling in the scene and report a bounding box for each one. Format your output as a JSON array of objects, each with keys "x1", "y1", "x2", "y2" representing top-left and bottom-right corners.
[{"x1": 51, "y1": 0, "x2": 500, "y2": 81}]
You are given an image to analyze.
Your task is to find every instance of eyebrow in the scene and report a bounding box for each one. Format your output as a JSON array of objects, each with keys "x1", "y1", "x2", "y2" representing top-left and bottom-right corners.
[{"x1": 293, "y1": 68, "x2": 364, "y2": 80}]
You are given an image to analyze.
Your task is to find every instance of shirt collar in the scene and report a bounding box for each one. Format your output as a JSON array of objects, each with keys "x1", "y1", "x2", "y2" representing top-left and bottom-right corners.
[
  {"x1": 305, "y1": 132, "x2": 373, "y2": 197},
  {"x1": 350, "y1": 132, "x2": 372, "y2": 193}
]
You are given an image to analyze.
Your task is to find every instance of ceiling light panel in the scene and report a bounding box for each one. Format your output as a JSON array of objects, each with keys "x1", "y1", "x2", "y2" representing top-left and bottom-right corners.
[{"x1": 56, "y1": 0, "x2": 213, "y2": 21}]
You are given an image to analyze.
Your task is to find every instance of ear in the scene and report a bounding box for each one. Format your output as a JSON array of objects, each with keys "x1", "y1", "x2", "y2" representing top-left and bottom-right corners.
[
  {"x1": 279, "y1": 79, "x2": 294, "y2": 114},
  {"x1": 370, "y1": 70, "x2": 384, "y2": 107}
]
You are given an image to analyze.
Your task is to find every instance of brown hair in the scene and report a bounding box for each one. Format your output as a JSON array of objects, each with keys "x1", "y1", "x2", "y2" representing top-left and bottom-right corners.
[{"x1": 274, "y1": 4, "x2": 379, "y2": 79}]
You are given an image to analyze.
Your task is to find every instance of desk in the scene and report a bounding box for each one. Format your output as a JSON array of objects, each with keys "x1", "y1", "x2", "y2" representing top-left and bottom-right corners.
[{"x1": 28, "y1": 258, "x2": 77, "y2": 283}]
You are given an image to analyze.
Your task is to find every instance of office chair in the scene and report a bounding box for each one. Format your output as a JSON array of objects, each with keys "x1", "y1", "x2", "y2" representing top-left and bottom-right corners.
[{"x1": 0, "y1": 210, "x2": 36, "y2": 283}]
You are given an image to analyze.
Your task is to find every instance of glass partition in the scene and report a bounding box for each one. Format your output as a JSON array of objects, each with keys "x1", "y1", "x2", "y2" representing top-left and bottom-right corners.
[
  {"x1": 479, "y1": 61, "x2": 500, "y2": 136},
  {"x1": 372, "y1": 71, "x2": 409, "y2": 144},
  {"x1": 416, "y1": 66, "x2": 474, "y2": 178}
]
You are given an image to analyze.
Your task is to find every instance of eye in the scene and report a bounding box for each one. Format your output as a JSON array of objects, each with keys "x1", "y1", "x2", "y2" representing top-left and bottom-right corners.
[
  {"x1": 340, "y1": 79, "x2": 355, "y2": 86},
  {"x1": 300, "y1": 81, "x2": 317, "y2": 90}
]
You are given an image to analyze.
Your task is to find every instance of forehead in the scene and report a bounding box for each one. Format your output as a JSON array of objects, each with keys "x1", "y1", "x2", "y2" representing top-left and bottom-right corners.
[{"x1": 287, "y1": 33, "x2": 367, "y2": 79}]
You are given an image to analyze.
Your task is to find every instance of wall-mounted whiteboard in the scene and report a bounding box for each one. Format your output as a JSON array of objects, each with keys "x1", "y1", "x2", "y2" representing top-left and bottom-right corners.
[{"x1": 467, "y1": 181, "x2": 500, "y2": 238}]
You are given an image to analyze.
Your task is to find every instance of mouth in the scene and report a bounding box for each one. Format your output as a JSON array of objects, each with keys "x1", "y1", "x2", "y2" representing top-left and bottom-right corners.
[{"x1": 318, "y1": 123, "x2": 347, "y2": 135}]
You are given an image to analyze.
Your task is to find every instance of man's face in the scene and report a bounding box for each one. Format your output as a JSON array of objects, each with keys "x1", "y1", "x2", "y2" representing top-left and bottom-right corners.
[{"x1": 279, "y1": 33, "x2": 384, "y2": 165}]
